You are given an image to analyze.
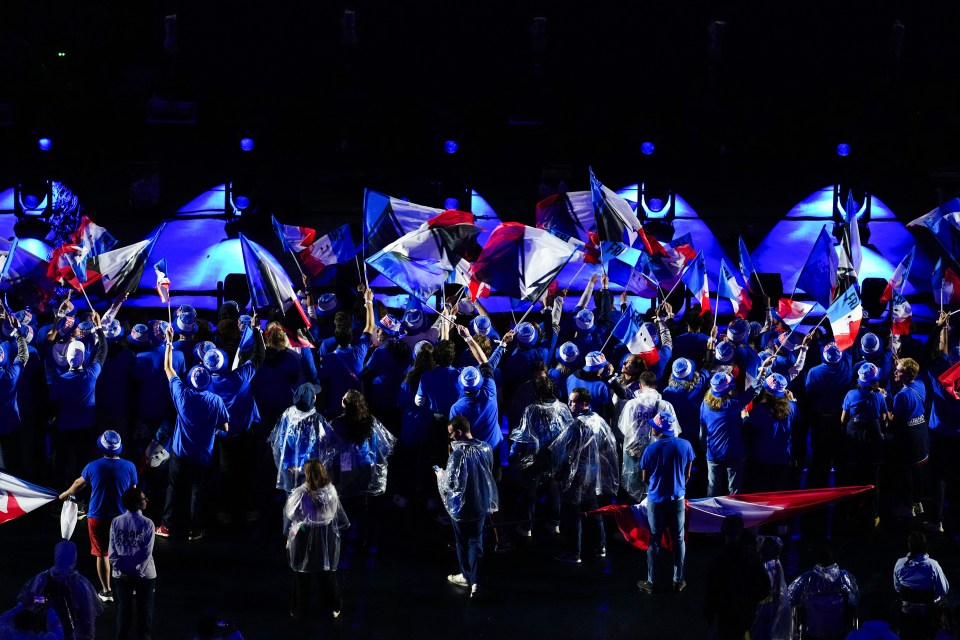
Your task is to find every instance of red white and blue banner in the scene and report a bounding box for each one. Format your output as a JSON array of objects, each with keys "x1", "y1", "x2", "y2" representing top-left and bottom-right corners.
[
  {"x1": 826, "y1": 286, "x2": 863, "y2": 351},
  {"x1": 680, "y1": 251, "x2": 711, "y2": 313},
  {"x1": 933, "y1": 258, "x2": 960, "y2": 305},
  {"x1": 239, "y1": 233, "x2": 311, "y2": 328},
  {"x1": 271, "y1": 215, "x2": 317, "y2": 253},
  {"x1": 892, "y1": 291, "x2": 912, "y2": 336},
  {"x1": 738, "y1": 236, "x2": 760, "y2": 294},
  {"x1": 363, "y1": 189, "x2": 443, "y2": 257},
  {"x1": 718, "y1": 259, "x2": 751, "y2": 319},
  {"x1": 612, "y1": 305, "x2": 660, "y2": 366},
  {"x1": 776, "y1": 299, "x2": 816, "y2": 330},
  {"x1": 300, "y1": 224, "x2": 359, "y2": 277},
  {"x1": 795, "y1": 226, "x2": 838, "y2": 310},
  {"x1": 880, "y1": 245, "x2": 915, "y2": 303},
  {"x1": 154, "y1": 258, "x2": 170, "y2": 303},
  {"x1": 0, "y1": 471, "x2": 58, "y2": 526}
]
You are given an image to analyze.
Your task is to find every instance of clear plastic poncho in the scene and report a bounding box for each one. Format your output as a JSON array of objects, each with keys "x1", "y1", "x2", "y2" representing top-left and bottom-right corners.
[
  {"x1": 750, "y1": 536, "x2": 793, "y2": 640},
  {"x1": 618, "y1": 389, "x2": 679, "y2": 502},
  {"x1": 787, "y1": 563, "x2": 861, "y2": 609},
  {"x1": 284, "y1": 483, "x2": 350, "y2": 572},
  {"x1": 268, "y1": 406, "x2": 335, "y2": 493},
  {"x1": 19, "y1": 573, "x2": 102, "y2": 640},
  {"x1": 437, "y1": 439, "x2": 499, "y2": 521},
  {"x1": 509, "y1": 400, "x2": 573, "y2": 471},
  {"x1": 325, "y1": 417, "x2": 397, "y2": 497},
  {"x1": 550, "y1": 411, "x2": 620, "y2": 503}
]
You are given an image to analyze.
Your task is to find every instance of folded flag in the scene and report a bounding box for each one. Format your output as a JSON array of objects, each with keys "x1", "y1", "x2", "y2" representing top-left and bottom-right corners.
[
  {"x1": 363, "y1": 189, "x2": 443, "y2": 257},
  {"x1": 826, "y1": 286, "x2": 863, "y2": 351},
  {"x1": 0, "y1": 471, "x2": 58, "y2": 526},
  {"x1": 271, "y1": 215, "x2": 317, "y2": 252},
  {"x1": 776, "y1": 299, "x2": 816, "y2": 330},
  {"x1": 932, "y1": 258, "x2": 960, "y2": 305},
  {"x1": 154, "y1": 259, "x2": 170, "y2": 303},
  {"x1": 880, "y1": 246, "x2": 915, "y2": 303},
  {"x1": 612, "y1": 305, "x2": 660, "y2": 366},
  {"x1": 680, "y1": 251, "x2": 711, "y2": 314},
  {"x1": 891, "y1": 291, "x2": 912, "y2": 336},
  {"x1": 299, "y1": 223, "x2": 360, "y2": 277},
  {"x1": 795, "y1": 226, "x2": 838, "y2": 310},
  {"x1": 471, "y1": 223, "x2": 575, "y2": 302},
  {"x1": 718, "y1": 259, "x2": 752, "y2": 319},
  {"x1": 239, "y1": 233, "x2": 311, "y2": 329}
]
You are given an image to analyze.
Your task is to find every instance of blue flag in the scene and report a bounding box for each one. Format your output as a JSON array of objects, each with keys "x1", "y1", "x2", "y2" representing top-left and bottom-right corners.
[
  {"x1": 738, "y1": 236, "x2": 758, "y2": 294},
  {"x1": 795, "y1": 226, "x2": 838, "y2": 309}
]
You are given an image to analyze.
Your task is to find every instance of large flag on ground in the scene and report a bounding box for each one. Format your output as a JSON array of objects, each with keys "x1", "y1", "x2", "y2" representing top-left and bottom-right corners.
[
  {"x1": 299, "y1": 224, "x2": 360, "y2": 277},
  {"x1": 154, "y1": 259, "x2": 170, "y2": 303},
  {"x1": 607, "y1": 253, "x2": 659, "y2": 298},
  {"x1": 471, "y1": 223, "x2": 575, "y2": 303},
  {"x1": 892, "y1": 291, "x2": 912, "y2": 335},
  {"x1": 738, "y1": 236, "x2": 760, "y2": 294},
  {"x1": 590, "y1": 168, "x2": 643, "y2": 245},
  {"x1": 0, "y1": 471, "x2": 58, "y2": 525},
  {"x1": 363, "y1": 189, "x2": 443, "y2": 257},
  {"x1": 795, "y1": 226, "x2": 839, "y2": 309},
  {"x1": 271, "y1": 215, "x2": 317, "y2": 252},
  {"x1": 591, "y1": 486, "x2": 872, "y2": 551},
  {"x1": 776, "y1": 299, "x2": 816, "y2": 330},
  {"x1": 880, "y1": 246, "x2": 915, "y2": 303},
  {"x1": 718, "y1": 259, "x2": 752, "y2": 319},
  {"x1": 239, "y1": 234, "x2": 311, "y2": 328},
  {"x1": 0, "y1": 238, "x2": 54, "y2": 311},
  {"x1": 680, "y1": 251, "x2": 711, "y2": 314},
  {"x1": 366, "y1": 212, "x2": 483, "y2": 302},
  {"x1": 826, "y1": 286, "x2": 863, "y2": 351},
  {"x1": 612, "y1": 305, "x2": 660, "y2": 366},
  {"x1": 933, "y1": 258, "x2": 960, "y2": 305}
]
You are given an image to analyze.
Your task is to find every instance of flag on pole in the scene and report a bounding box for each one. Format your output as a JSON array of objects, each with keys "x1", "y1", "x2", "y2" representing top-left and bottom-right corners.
[
  {"x1": 607, "y1": 253, "x2": 659, "y2": 298},
  {"x1": 239, "y1": 234, "x2": 311, "y2": 329},
  {"x1": 0, "y1": 471, "x2": 58, "y2": 525},
  {"x1": 0, "y1": 238, "x2": 54, "y2": 311},
  {"x1": 48, "y1": 216, "x2": 118, "y2": 283},
  {"x1": 938, "y1": 361, "x2": 960, "y2": 400},
  {"x1": 776, "y1": 299, "x2": 816, "y2": 330},
  {"x1": 589, "y1": 168, "x2": 644, "y2": 245},
  {"x1": 471, "y1": 223, "x2": 576, "y2": 303},
  {"x1": 891, "y1": 291, "x2": 912, "y2": 335},
  {"x1": 738, "y1": 236, "x2": 760, "y2": 294},
  {"x1": 647, "y1": 233, "x2": 694, "y2": 283},
  {"x1": 907, "y1": 198, "x2": 960, "y2": 258},
  {"x1": 825, "y1": 286, "x2": 863, "y2": 351},
  {"x1": 879, "y1": 246, "x2": 915, "y2": 303},
  {"x1": 363, "y1": 189, "x2": 443, "y2": 256},
  {"x1": 837, "y1": 190, "x2": 863, "y2": 289},
  {"x1": 680, "y1": 251, "x2": 711, "y2": 314},
  {"x1": 612, "y1": 305, "x2": 660, "y2": 366},
  {"x1": 271, "y1": 215, "x2": 317, "y2": 252},
  {"x1": 718, "y1": 259, "x2": 752, "y2": 319},
  {"x1": 0, "y1": 238, "x2": 17, "y2": 281},
  {"x1": 154, "y1": 259, "x2": 170, "y2": 303},
  {"x1": 795, "y1": 226, "x2": 838, "y2": 309},
  {"x1": 933, "y1": 258, "x2": 960, "y2": 305},
  {"x1": 299, "y1": 224, "x2": 360, "y2": 277}
]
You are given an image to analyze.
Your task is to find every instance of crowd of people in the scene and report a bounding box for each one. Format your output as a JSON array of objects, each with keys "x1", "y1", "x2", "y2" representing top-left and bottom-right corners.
[{"x1": 0, "y1": 267, "x2": 956, "y2": 638}]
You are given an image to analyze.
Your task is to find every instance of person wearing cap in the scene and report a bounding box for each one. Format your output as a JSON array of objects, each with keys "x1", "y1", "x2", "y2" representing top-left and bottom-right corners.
[
  {"x1": 19, "y1": 540, "x2": 103, "y2": 640},
  {"x1": 400, "y1": 301, "x2": 441, "y2": 353},
  {"x1": 252, "y1": 323, "x2": 315, "y2": 440},
  {"x1": 268, "y1": 382, "x2": 331, "y2": 497},
  {"x1": 59, "y1": 430, "x2": 138, "y2": 602},
  {"x1": 638, "y1": 302, "x2": 675, "y2": 388},
  {"x1": 172, "y1": 304, "x2": 209, "y2": 369},
  {"x1": 742, "y1": 372, "x2": 798, "y2": 493},
  {"x1": 608, "y1": 354, "x2": 645, "y2": 422},
  {"x1": 853, "y1": 331, "x2": 894, "y2": 390},
  {"x1": 637, "y1": 411, "x2": 695, "y2": 594},
  {"x1": 501, "y1": 293, "x2": 562, "y2": 408},
  {"x1": 670, "y1": 306, "x2": 713, "y2": 369},
  {"x1": 803, "y1": 339, "x2": 854, "y2": 490},
  {"x1": 157, "y1": 325, "x2": 230, "y2": 540},
  {"x1": 449, "y1": 325, "x2": 508, "y2": 452},
  {"x1": 550, "y1": 387, "x2": 619, "y2": 563},
  {"x1": 888, "y1": 357, "x2": 929, "y2": 519},
  {"x1": 700, "y1": 364, "x2": 767, "y2": 497},
  {"x1": 316, "y1": 286, "x2": 376, "y2": 418},
  {"x1": 363, "y1": 312, "x2": 412, "y2": 429},
  {"x1": 548, "y1": 341, "x2": 581, "y2": 403},
  {"x1": 618, "y1": 370, "x2": 680, "y2": 501},
  {"x1": 564, "y1": 350, "x2": 614, "y2": 420},
  {"x1": 93, "y1": 319, "x2": 137, "y2": 447},
  {"x1": 0, "y1": 316, "x2": 31, "y2": 477},
  {"x1": 109, "y1": 486, "x2": 157, "y2": 640},
  {"x1": 759, "y1": 330, "x2": 813, "y2": 383},
  {"x1": 662, "y1": 357, "x2": 711, "y2": 495},
  {"x1": 839, "y1": 362, "x2": 890, "y2": 527},
  {"x1": 923, "y1": 312, "x2": 960, "y2": 534},
  {"x1": 50, "y1": 318, "x2": 108, "y2": 490},
  {"x1": 133, "y1": 321, "x2": 186, "y2": 449}
]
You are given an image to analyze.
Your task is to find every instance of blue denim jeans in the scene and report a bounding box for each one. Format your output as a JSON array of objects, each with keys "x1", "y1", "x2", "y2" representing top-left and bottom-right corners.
[
  {"x1": 451, "y1": 518, "x2": 484, "y2": 586},
  {"x1": 646, "y1": 498, "x2": 686, "y2": 584},
  {"x1": 707, "y1": 458, "x2": 744, "y2": 497}
]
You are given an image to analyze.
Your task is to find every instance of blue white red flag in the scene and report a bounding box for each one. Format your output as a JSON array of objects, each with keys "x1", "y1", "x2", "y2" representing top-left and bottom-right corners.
[
  {"x1": 907, "y1": 198, "x2": 960, "y2": 258},
  {"x1": 590, "y1": 168, "x2": 644, "y2": 246},
  {"x1": 837, "y1": 191, "x2": 863, "y2": 285},
  {"x1": 239, "y1": 234, "x2": 311, "y2": 329},
  {"x1": 738, "y1": 236, "x2": 760, "y2": 294},
  {"x1": 299, "y1": 224, "x2": 360, "y2": 277},
  {"x1": 471, "y1": 223, "x2": 575, "y2": 303},
  {"x1": 718, "y1": 259, "x2": 752, "y2": 319},
  {"x1": 879, "y1": 245, "x2": 915, "y2": 303},
  {"x1": 932, "y1": 258, "x2": 960, "y2": 305},
  {"x1": 680, "y1": 251, "x2": 711, "y2": 314},
  {"x1": 363, "y1": 189, "x2": 443, "y2": 256},
  {"x1": 0, "y1": 238, "x2": 54, "y2": 311},
  {"x1": 271, "y1": 215, "x2": 317, "y2": 253},
  {"x1": 612, "y1": 305, "x2": 660, "y2": 366},
  {"x1": 776, "y1": 299, "x2": 815, "y2": 330},
  {"x1": 891, "y1": 291, "x2": 912, "y2": 336},
  {"x1": 607, "y1": 253, "x2": 659, "y2": 298},
  {"x1": 795, "y1": 226, "x2": 838, "y2": 310},
  {"x1": 0, "y1": 471, "x2": 58, "y2": 526},
  {"x1": 826, "y1": 286, "x2": 863, "y2": 351},
  {"x1": 154, "y1": 258, "x2": 170, "y2": 303}
]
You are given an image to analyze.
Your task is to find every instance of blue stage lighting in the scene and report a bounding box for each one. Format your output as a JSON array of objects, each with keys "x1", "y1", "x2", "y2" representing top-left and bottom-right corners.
[
  {"x1": 240, "y1": 137, "x2": 255, "y2": 152},
  {"x1": 641, "y1": 141, "x2": 655, "y2": 156},
  {"x1": 836, "y1": 143, "x2": 851, "y2": 157},
  {"x1": 38, "y1": 138, "x2": 52, "y2": 152},
  {"x1": 444, "y1": 197, "x2": 459, "y2": 210},
  {"x1": 23, "y1": 195, "x2": 40, "y2": 209},
  {"x1": 648, "y1": 198, "x2": 664, "y2": 212},
  {"x1": 444, "y1": 140, "x2": 459, "y2": 154},
  {"x1": 234, "y1": 195, "x2": 250, "y2": 210}
]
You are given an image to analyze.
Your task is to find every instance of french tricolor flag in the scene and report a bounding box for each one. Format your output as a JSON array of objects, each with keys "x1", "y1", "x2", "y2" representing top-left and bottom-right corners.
[
  {"x1": 826, "y1": 287, "x2": 863, "y2": 351},
  {"x1": 718, "y1": 259, "x2": 752, "y2": 319},
  {"x1": 891, "y1": 291, "x2": 911, "y2": 335},
  {"x1": 933, "y1": 258, "x2": 960, "y2": 305},
  {"x1": 776, "y1": 299, "x2": 815, "y2": 330},
  {"x1": 680, "y1": 251, "x2": 711, "y2": 314},
  {"x1": 879, "y1": 246, "x2": 915, "y2": 303},
  {"x1": 612, "y1": 306, "x2": 660, "y2": 367}
]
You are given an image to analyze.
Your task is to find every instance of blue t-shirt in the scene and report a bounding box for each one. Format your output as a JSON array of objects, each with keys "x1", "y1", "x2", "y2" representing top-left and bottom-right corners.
[
  {"x1": 51, "y1": 362, "x2": 103, "y2": 431},
  {"x1": 81, "y1": 457, "x2": 138, "y2": 519},
  {"x1": 317, "y1": 334, "x2": 371, "y2": 418},
  {"x1": 418, "y1": 366, "x2": 463, "y2": 417},
  {"x1": 671, "y1": 332, "x2": 709, "y2": 368},
  {"x1": 699, "y1": 387, "x2": 758, "y2": 461},
  {"x1": 96, "y1": 349, "x2": 136, "y2": 429},
  {"x1": 134, "y1": 346, "x2": 186, "y2": 425},
  {"x1": 449, "y1": 367, "x2": 500, "y2": 449},
  {"x1": 565, "y1": 372, "x2": 613, "y2": 414},
  {"x1": 252, "y1": 348, "x2": 305, "y2": 425},
  {"x1": 210, "y1": 362, "x2": 260, "y2": 436},
  {"x1": 365, "y1": 342, "x2": 411, "y2": 415},
  {"x1": 892, "y1": 380, "x2": 925, "y2": 426},
  {"x1": 662, "y1": 372, "x2": 710, "y2": 448},
  {"x1": 745, "y1": 400, "x2": 797, "y2": 465},
  {"x1": 805, "y1": 354, "x2": 854, "y2": 414},
  {"x1": 841, "y1": 388, "x2": 886, "y2": 423},
  {"x1": 641, "y1": 435, "x2": 695, "y2": 503},
  {"x1": 169, "y1": 377, "x2": 230, "y2": 465}
]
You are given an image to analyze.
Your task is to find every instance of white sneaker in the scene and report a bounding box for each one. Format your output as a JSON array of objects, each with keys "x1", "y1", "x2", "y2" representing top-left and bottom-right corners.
[
  {"x1": 515, "y1": 525, "x2": 532, "y2": 538},
  {"x1": 912, "y1": 502, "x2": 924, "y2": 516},
  {"x1": 447, "y1": 573, "x2": 470, "y2": 588},
  {"x1": 470, "y1": 584, "x2": 480, "y2": 598}
]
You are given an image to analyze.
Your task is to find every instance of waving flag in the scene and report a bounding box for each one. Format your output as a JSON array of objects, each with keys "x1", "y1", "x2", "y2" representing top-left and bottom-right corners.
[
  {"x1": 590, "y1": 168, "x2": 643, "y2": 245},
  {"x1": 826, "y1": 287, "x2": 863, "y2": 351},
  {"x1": 738, "y1": 237, "x2": 760, "y2": 294},
  {"x1": 680, "y1": 251, "x2": 711, "y2": 314},
  {"x1": 612, "y1": 305, "x2": 660, "y2": 366},
  {"x1": 154, "y1": 259, "x2": 170, "y2": 303},
  {"x1": 776, "y1": 299, "x2": 816, "y2": 330},
  {"x1": 0, "y1": 238, "x2": 53, "y2": 311},
  {"x1": 536, "y1": 191, "x2": 595, "y2": 244},
  {"x1": 718, "y1": 259, "x2": 752, "y2": 318},
  {"x1": 271, "y1": 215, "x2": 317, "y2": 252},
  {"x1": 63, "y1": 227, "x2": 163, "y2": 309},
  {"x1": 607, "y1": 253, "x2": 659, "y2": 298},
  {"x1": 363, "y1": 189, "x2": 443, "y2": 256},
  {"x1": 891, "y1": 291, "x2": 912, "y2": 335},
  {"x1": 879, "y1": 246, "x2": 915, "y2": 303},
  {"x1": 471, "y1": 223, "x2": 575, "y2": 303},
  {"x1": 933, "y1": 258, "x2": 960, "y2": 305},
  {"x1": 48, "y1": 216, "x2": 118, "y2": 283},
  {"x1": 907, "y1": 198, "x2": 960, "y2": 258},
  {"x1": 0, "y1": 471, "x2": 58, "y2": 526},
  {"x1": 837, "y1": 191, "x2": 863, "y2": 289},
  {"x1": 938, "y1": 361, "x2": 960, "y2": 400},
  {"x1": 591, "y1": 486, "x2": 872, "y2": 551},
  {"x1": 72, "y1": 216, "x2": 117, "y2": 256},
  {"x1": 647, "y1": 233, "x2": 694, "y2": 283},
  {"x1": 366, "y1": 212, "x2": 483, "y2": 303},
  {"x1": 795, "y1": 226, "x2": 838, "y2": 310},
  {"x1": 300, "y1": 224, "x2": 360, "y2": 277},
  {"x1": 239, "y1": 234, "x2": 311, "y2": 328},
  {"x1": 0, "y1": 238, "x2": 17, "y2": 281}
]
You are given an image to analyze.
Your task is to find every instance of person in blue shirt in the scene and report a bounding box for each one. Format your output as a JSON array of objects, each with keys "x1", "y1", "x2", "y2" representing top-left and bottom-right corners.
[
  {"x1": 804, "y1": 340, "x2": 854, "y2": 489},
  {"x1": 133, "y1": 322, "x2": 186, "y2": 447},
  {"x1": 364, "y1": 313, "x2": 412, "y2": 431},
  {"x1": 700, "y1": 368, "x2": 764, "y2": 497},
  {"x1": 393, "y1": 341, "x2": 436, "y2": 508},
  {"x1": 662, "y1": 357, "x2": 711, "y2": 496},
  {"x1": 252, "y1": 323, "x2": 313, "y2": 440},
  {"x1": 853, "y1": 332, "x2": 894, "y2": 390},
  {"x1": 743, "y1": 373, "x2": 797, "y2": 493},
  {"x1": 670, "y1": 306, "x2": 712, "y2": 367},
  {"x1": 158, "y1": 326, "x2": 230, "y2": 540},
  {"x1": 840, "y1": 362, "x2": 890, "y2": 528},
  {"x1": 501, "y1": 297, "x2": 561, "y2": 407},
  {"x1": 638, "y1": 411, "x2": 695, "y2": 594},
  {"x1": 317, "y1": 286, "x2": 375, "y2": 418},
  {"x1": 923, "y1": 314, "x2": 960, "y2": 534},
  {"x1": 889, "y1": 357, "x2": 929, "y2": 519},
  {"x1": 0, "y1": 324, "x2": 30, "y2": 477},
  {"x1": 548, "y1": 342, "x2": 579, "y2": 402},
  {"x1": 95, "y1": 319, "x2": 136, "y2": 446},
  {"x1": 58, "y1": 430, "x2": 137, "y2": 602},
  {"x1": 565, "y1": 351, "x2": 614, "y2": 420},
  {"x1": 416, "y1": 339, "x2": 462, "y2": 420}
]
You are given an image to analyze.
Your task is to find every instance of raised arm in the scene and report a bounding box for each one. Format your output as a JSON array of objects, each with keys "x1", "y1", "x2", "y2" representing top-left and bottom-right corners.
[
  {"x1": 457, "y1": 324, "x2": 487, "y2": 365},
  {"x1": 363, "y1": 286, "x2": 376, "y2": 335},
  {"x1": 163, "y1": 325, "x2": 176, "y2": 380}
]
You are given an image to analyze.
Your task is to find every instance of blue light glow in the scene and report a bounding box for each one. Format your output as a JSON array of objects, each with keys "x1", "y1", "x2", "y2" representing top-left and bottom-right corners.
[
  {"x1": 22, "y1": 195, "x2": 40, "y2": 209},
  {"x1": 239, "y1": 137, "x2": 255, "y2": 152},
  {"x1": 641, "y1": 141, "x2": 655, "y2": 155},
  {"x1": 444, "y1": 140, "x2": 459, "y2": 155},
  {"x1": 648, "y1": 197, "x2": 664, "y2": 212},
  {"x1": 234, "y1": 195, "x2": 250, "y2": 210},
  {"x1": 836, "y1": 143, "x2": 851, "y2": 157},
  {"x1": 38, "y1": 138, "x2": 52, "y2": 152},
  {"x1": 443, "y1": 197, "x2": 459, "y2": 210}
]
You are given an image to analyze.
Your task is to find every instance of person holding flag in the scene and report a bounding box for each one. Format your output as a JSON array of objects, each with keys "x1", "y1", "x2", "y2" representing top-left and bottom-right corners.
[
  {"x1": 924, "y1": 312, "x2": 960, "y2": 534},
  {"x1": 317, "y1": 286, "x2": 376, "y2": 419}
]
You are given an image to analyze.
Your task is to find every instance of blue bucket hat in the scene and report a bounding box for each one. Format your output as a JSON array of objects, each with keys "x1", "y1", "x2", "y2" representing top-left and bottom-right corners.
[
  {"x1": 175, "y1": 304, "x2": 198, "y2": 335},
  {"x1": 715, "y1": 341, "x2": 735, "y2": 364},
  {"x1": 129, "y1": 324, "x2": 151, "y2": 346},
  {"x1": 102, "y1": 319, "x2": 124, "y2": 342},
  {"x1": 515, "y1": 322, "x2": 537, "y2": 346},
  {"x1": 97, "y1": 430, "x2": 123, "y2": 456},
  {"x1": 56, "y1": 315, "x2": 77, "y2": 338},
  {"x1": 558, "y1": 342, "x2": 580, "y2": 365},
  {"x1": 672, "y1": 358, "x2": 695, "y2": 381},
  {"x1": 202, "y1": 348, "x2": 229, "y2": 374},
  {"x1": 822, "y1": 342, "x2": 843, "y2": 364},
  {"x1": 149, "y1": 320, "x2": 170, "y2": 345},
  {"x1": 584, "y1": 351, "x2": 607, "y2": 372},
  {"x1": 193, "y1": 340, "x2": 216, "y2": 363},
  {"x1": 459, "y1": 366, "x2": 482, "y2": 390},
  {"x1": 402, "y1": 308, "x2": 427, "y2": 334},
  {"x1": 726, "y1": 318, "x2": 749, "y2": 344},
  {"x1": 188, "y1": 364, "x2": 212, "y2": 390},
  {"x1": 860, "y1": 332, "x2": 880, "y2": 355},
  {"x1": 575, "y1": 309, "x2": 595, "y2": 332},
  {"x1": 858, "y1": 362, "x2": 879, "y2": 385},
  {"x1": 376, "y1": 313, "x2": 405, "y2": 337},
  {"x1": 649, "y1": 412, "x2": 678, "y2": 437},
  {"x1": 472, "y1": 315, "x2": 492, "y2": 337},
  {"x1": 710, "y1": 372, "x2": 734, "y2": 396},
  {"x1": 763, "y1": 373, "x2": 788, "y2": 397},
  {"x1": 315, "y1": 293, "x2": 339, "y2": 317}
]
